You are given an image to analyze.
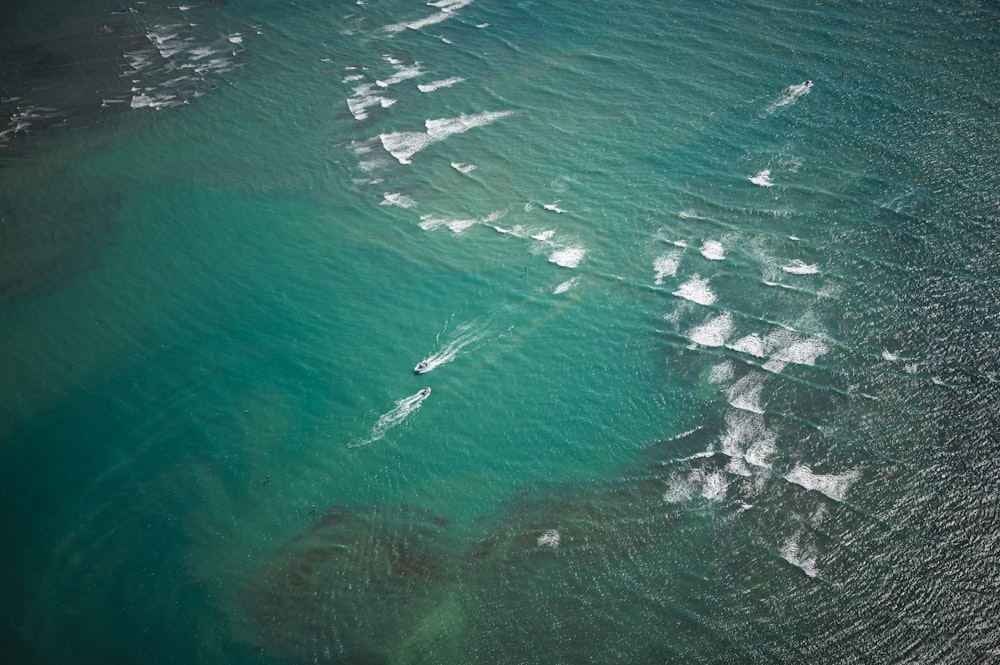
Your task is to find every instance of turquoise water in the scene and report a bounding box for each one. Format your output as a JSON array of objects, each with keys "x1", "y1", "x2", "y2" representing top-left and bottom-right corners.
[{"x1": 2, "y1": 0, "x2": 998, "y2": 662}]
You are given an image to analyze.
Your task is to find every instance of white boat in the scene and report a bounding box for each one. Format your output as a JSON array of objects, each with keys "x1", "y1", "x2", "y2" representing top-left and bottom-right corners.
[{"x1": 414, "y1": 361, "x2": 430, "y2": 374}]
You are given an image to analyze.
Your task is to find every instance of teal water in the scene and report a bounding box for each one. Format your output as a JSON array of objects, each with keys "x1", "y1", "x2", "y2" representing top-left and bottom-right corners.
[{"x1": 2, "y1": 0, "x2": 998, "y2": 662}]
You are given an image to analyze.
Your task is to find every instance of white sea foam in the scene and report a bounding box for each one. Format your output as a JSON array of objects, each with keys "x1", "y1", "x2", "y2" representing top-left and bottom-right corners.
[
  {"x1": 554, "y1": 276, "x2": 581, "y2": 294},
  {"x1": 729, "y1": 333, "x2": 766, "y2": 358},
  {"x1": 719, "y1": 410, "x2": 776, "y2": 473},
  {"x1": 727, "y1": 373, "x2": 766, "y2": 414},
  {"x1": 784, "y1": 465, "x2": 859, "y2": 502},
  {"x1": 662, "y1": 474, "x2": 696, "y2": 504},
  {"x1": 380, "y1": 110, "x2": 514, "y2": 164},
  {"x1": 663, "y1": 469, "x2": 728, "y2": 504},
  {"x1": 123, "y1": 17, "x2": 240, "y2": 111},
  {"x1": 379, "y1": 131, "x2": 432, "y2": 164},
  {"x1": 418, "y1": 213, "x2": 484, "y2": 233},
  {"x1": 709, "y1": 361, "x2": 735, "y2": 384},
  {"x1": 532, "y1": 229, "x2": 556, "y2": 242},
  {"x1": 375, "y1": 62, "x2": 424, "y2": 87},
  {"x1": 782, "y1": 259, "x2": 819, "y2": 275},
  {"x1": 543, "y1": 203, "x2": 566, "y2": 214},
  {"x1": 383, "y1": 0, "x2": 473, "y2": 34},
  {"x1": 451, "y1": 162, "x2": 477, "y2": 173},
  {"x1": 351, "y1": 389, "x2": 431, "y2": 447},
  {"x1": 687, "y1": 312, "x2": 734, "y2": 348},
  {"x1": 673, "y1": 275, "x2": 716, "y2": 306},
  {"x1": 537, "y1": 529, "x2": 560, "y2": 548},
  {"x1": 700, "y1": 240, "x2": 725, "y2": 261},
  {"x1": 418, "y1": 76, "x2": 464, "y2": 92},
  {"x1": 548, "y1": 247, "x2": 585, "y2": 268},
  {"x1": 750, "y1": 169, "x2": 773, "y2": 187},
  {"x1": 492, "y1": 224, "x2": 525, "y2": 236},
  {"x1": 780, "y1": 534, "x2": 818, "y2": 578},
  {"x1": 701, "y1": 471, "x2": 728, "y2": 501},
  {"x1": 653, "y1": 251, "x2": 681, "y2": 285},
  {"x1": 347, "y1": 60, "x2": 422, "y2": 120},
  {"x1": 882, "y1": 349, "x2": 899, "y2": 362},
  {"x1": 380, "y1": 192, "x2": 416, "y2": 208},
  {"x1": 762, "y1": 336, "x2": 829, "y2": 374}
]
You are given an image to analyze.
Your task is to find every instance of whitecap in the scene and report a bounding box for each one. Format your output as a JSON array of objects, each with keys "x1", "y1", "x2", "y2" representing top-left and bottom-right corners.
[
  {"x1": 750, "y1": 169, "x2": 773, "y2": 187},
  {"x1": 380, "y1": 192, "x2": 416, "y2": 208},
  {"x1": 536, "y1": 529, "x2": 560, "y2": 548},
  {"x1": 554, "y1": 276, "x2": 581, "y2": 294},
  {"x1": 418, "y1": 214, "x2": 477, "y2": 233},
  {"x1": 548, "y1": 246, "x2": 585, "y2": 268},
  {"x1": 701, "y1": 471, "x2": 728, "y2": 501},
  {"x1": 380, "y1": 110, "x2": 514, "y2": 164},
  {"x1": 719, "y1": 411, "x2": 775, "y2": 466},
  {"x1": 784, "y1": 465, "x2": 859, "y2": 502},
  {"x1": 663, "y1": 469, "x2": 727, "y2": 504},
  {"x1": 687, "y1": 312, "x2": 734, "y2": 348},
  {"x1": 663, "y1": 473, "x2": 696, "y2": 504},
  {"x1": 763, "y1": 336, "x2": 828, "y2": 373},
  {"x1": 700, "y1": 240, "x2": 725, "y2": 261},
  {"x1": 881, "y1": 349, "x2": 899, "y2": 362},
  {"x1": 653, "y1": 251, "x2": 681, "y2": 285},
  {"x1": 379, "y1": 130, "x2": 433, "y2": 164},
  {"x1": 726, "y1": 373, "x2": 766, "y2": 414},
  {"x1": 451, "y1": 162, "x2": 477, "y2": 173},
  {"x1": 543, "y1": 203, "x2": 566, "y2": 213},
  {"x1": 383, "y1": 0, "x2": 473, "y2": 34},
  {"x1": 418, "y1": 76, "x2": 464, "y2": 93},
  {"x1": 425, "y1": 110, "x2": 513, "y2": 138},
  {"x1": 532, "y1": 229, "x2": 555, "y2": 242},
  {"x1": 492, "y1": 224, "x2": 525, "y2": 236},
  {"x1": 709, "y1": 361, "x2": 734, "y2": 384},
  {"x1": 729, "y1": 333, "x2": 766, "y2": 358},
  {"x1": 782, "y1": 259, "x2": 819, "y2": 275},
  {"x1": 375, "y1": 62, "x2": 424, "y2": 87},
  {"x1": 673, "y1": 275, "x2": 716, "y2": 306},
  {"x1": 780, "y1": 534, "x2": 818, "y2": 578}
]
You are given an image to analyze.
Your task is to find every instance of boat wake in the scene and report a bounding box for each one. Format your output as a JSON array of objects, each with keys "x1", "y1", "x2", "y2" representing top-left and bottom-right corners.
[
  {"x1": 414, "y1": 320, "x2": 487, "y2": 374},
  {"x1": 350, "y1": 389, "x2": 431, "y2": 448}
]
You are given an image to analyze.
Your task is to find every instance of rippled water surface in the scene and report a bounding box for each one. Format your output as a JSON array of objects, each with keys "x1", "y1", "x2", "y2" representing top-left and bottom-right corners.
[{"x1": 2, "y1": 0, "x2": 998, "y2": 663}]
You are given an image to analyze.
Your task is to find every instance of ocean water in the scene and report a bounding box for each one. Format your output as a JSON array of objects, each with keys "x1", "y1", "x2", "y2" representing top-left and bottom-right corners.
[{"x1": 2, "y1": 0, "x2": 998, "y2": 662}]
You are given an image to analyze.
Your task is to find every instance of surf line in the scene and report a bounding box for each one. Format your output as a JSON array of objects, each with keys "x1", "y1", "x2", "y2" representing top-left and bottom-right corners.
[{"x1": 350, "y1": 388, "x2": 431, "y2": 448}]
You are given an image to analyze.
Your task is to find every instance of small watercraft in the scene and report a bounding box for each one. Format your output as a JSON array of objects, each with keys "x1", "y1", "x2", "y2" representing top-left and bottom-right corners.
[
  {"x1": 414, "y1": 361, "x2": 430, "y2": 374},
  {"x1": 420, "y1": 387, "x2": 431, "y2": 397}
]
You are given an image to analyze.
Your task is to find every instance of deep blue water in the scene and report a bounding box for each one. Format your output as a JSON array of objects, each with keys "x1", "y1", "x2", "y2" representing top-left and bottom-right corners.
[{"x1": 2, "y1": 1, "x2": 999, "y2": 663}]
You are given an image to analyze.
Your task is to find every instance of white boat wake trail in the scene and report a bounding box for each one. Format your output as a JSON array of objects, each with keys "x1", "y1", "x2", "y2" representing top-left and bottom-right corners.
[
  {"x1": 351, "y1": 390, "x2": 430, "y2": 448},
  {"x1": 416, "y1": 320, "x2": 487, "y2": 373}
]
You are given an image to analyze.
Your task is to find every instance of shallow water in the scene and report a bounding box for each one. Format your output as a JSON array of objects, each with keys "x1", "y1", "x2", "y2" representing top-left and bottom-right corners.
[{"x1": 2, "y1": 0, "x2": 999, "y2": 663}]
